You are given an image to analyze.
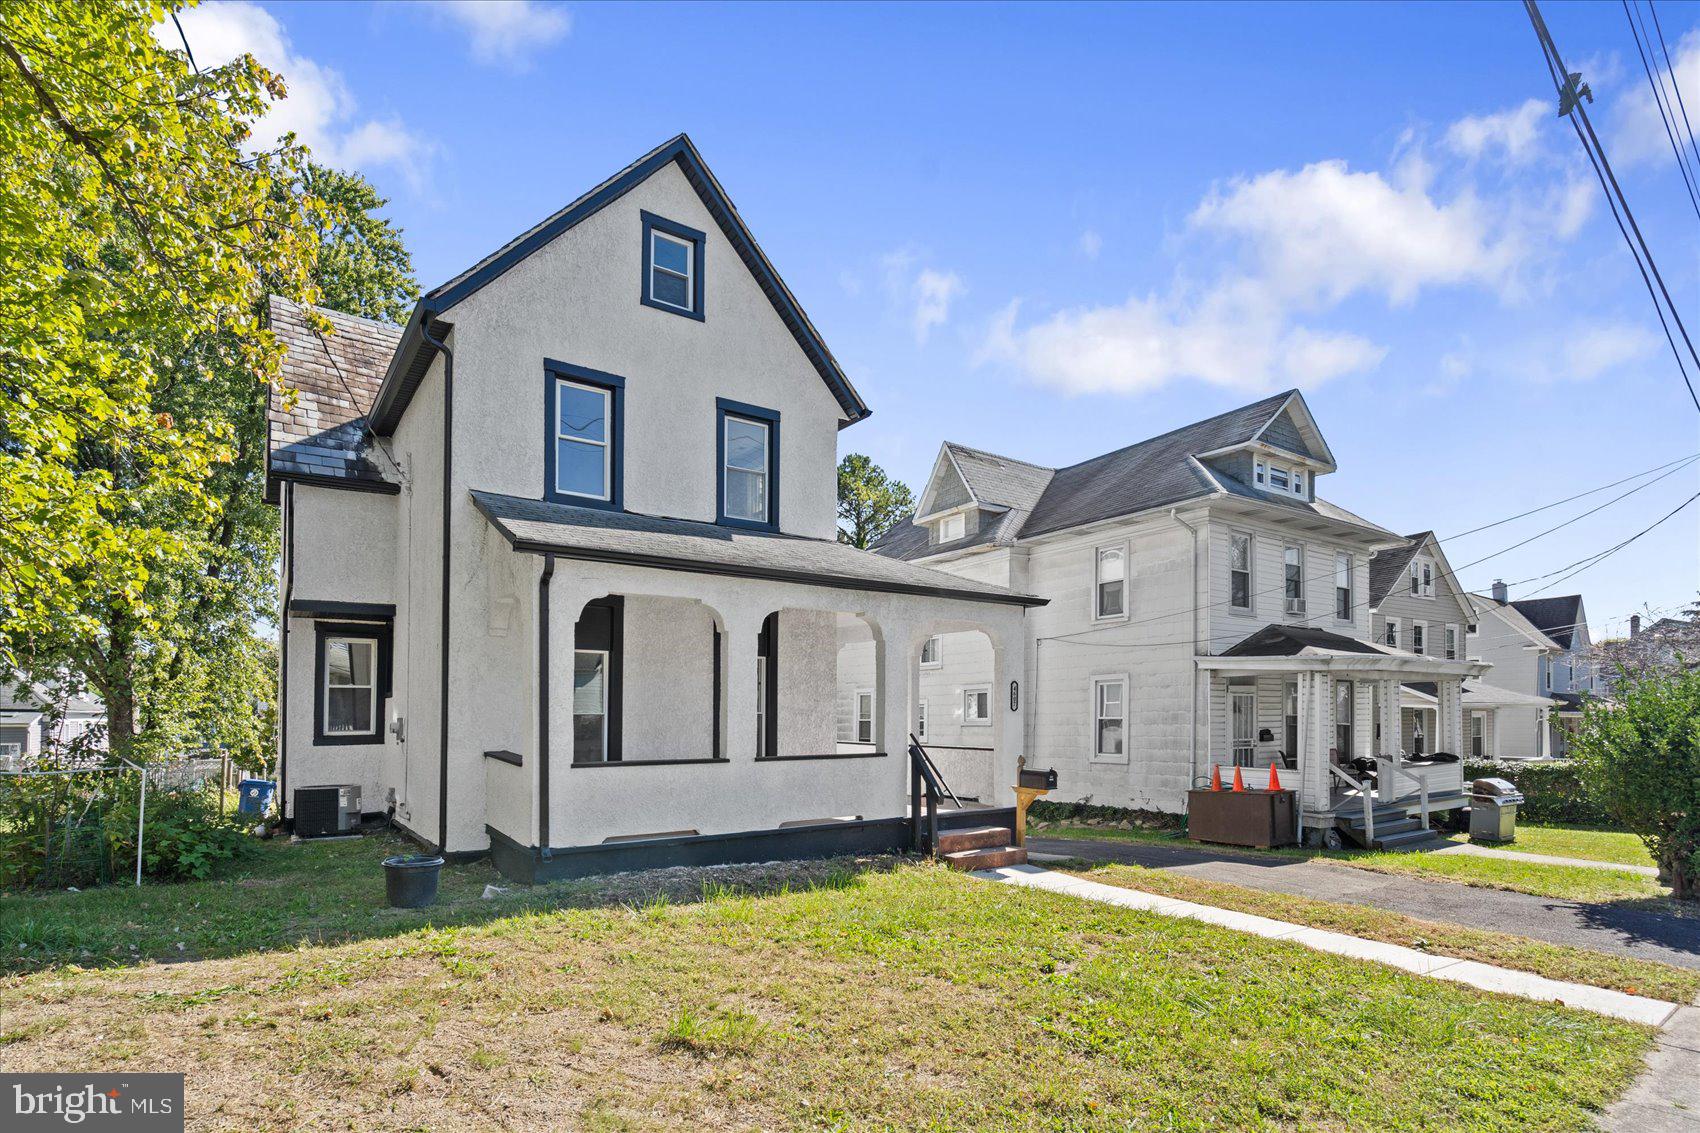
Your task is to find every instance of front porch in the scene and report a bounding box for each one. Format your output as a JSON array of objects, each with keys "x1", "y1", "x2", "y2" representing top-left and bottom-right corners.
[{"x1": 1198, "y1": 625, "x2": 1488, "y2": 847}]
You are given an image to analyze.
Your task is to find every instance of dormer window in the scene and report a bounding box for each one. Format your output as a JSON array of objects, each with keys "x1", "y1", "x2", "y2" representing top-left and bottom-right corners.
[
  {"x1": 1253, "y1": 458, "x2": 1306, "y2": 497},
  {"x1": 641, "y1": 211, "x2": 706, "y2": 319},
  {"x1": 939, "y1": 513, "x2": 965, "y2": 542}
]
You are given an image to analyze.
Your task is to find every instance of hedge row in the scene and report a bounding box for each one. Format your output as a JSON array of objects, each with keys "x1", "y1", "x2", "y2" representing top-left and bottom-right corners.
[{"x1": 1462, "y1": 760, "x2": 1613, "y2": 826}]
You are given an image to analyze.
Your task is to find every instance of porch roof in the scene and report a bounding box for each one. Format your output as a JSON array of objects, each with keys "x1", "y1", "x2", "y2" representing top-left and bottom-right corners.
[
  {"x1": 1199, "y1": 623, "x2": 1488, "y2": 678},
  {"x1": 1402, "y1": 680, "x2": 1559, "y2": 711},
  {"x1": 471, "y1": 491, "x2": 1048, "y2": 607}
]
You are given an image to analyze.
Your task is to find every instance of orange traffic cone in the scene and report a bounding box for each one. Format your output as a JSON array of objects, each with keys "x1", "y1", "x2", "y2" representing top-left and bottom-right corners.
[
  {"x1": 1210, "y1": 765, "x2": 1223, "y2": 791},
  {"x1": 1267, "y1": 764, "x2": 1282, "y2": 791},
  {"x1": 1231, "y1": 767, "x2": 1245, "y2": 792}
]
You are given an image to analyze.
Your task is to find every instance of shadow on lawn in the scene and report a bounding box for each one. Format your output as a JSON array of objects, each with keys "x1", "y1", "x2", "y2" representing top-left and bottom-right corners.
[{"x1": 0, "y1": 828, "x2": 905, "y2": 976}]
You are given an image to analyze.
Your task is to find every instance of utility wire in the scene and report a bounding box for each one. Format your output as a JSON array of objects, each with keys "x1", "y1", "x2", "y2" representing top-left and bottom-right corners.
[
  {"x1": 1525, "y1": 0, "x2": 1700, "y2": 412},
  {"x1": 1648, "y1": 0, "x2": 1700, "y2": 171},
  {"x1": 1521, "y1": 490, "x2": 1700, "y2": 597},
  {"x1": 1441, "y1": 451, "x2": 1699, "y2": 540},
  {"x1": 1623, "y1": 0, "x2": 1700, "y2": 217}
]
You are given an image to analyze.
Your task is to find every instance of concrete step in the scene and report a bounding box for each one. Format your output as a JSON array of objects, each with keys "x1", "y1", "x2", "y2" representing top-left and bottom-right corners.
[
  {"x1": 1374, "y1": 829, "x2": 1447, "y2": 851},
  {"x1": 937, "y1": 826, "x2": 1014, "y2": 855},
  {"x1": 943, "y1": 845, "x2": 1028, "y2": 871}
]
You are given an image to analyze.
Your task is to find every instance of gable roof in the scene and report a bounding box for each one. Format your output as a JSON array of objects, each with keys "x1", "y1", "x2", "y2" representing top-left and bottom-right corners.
[
  {"x1": 1468, "y1": 592, "x2": 1565, "y2": 651},
  {"x1": 266, "y1": 295, "x2": 404, "y2": 497},
  {"x1": 944, "y1": 442, "x2": 1055, "y2": 511},
  {"x1": 368, "y1": 134, "x2": 868, "y2": 435},
  {"x1": 1221, "y1": 624, "x2": 1388, "y2": 657},
  {"x1": 1368, "y1": 532, "x2": 1429, "y2": 606},
  {"x1": 1510, "y1": 595, "x2": 1584, "y2": 650}
]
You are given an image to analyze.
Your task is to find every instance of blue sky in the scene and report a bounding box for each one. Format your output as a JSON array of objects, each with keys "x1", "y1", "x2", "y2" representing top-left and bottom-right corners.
[{"x1": 183, "y1": 1, "x2": 1699, "y2": 639}]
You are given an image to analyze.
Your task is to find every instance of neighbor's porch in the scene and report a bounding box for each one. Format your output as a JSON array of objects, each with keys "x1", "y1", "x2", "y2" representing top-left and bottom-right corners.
[{"x1": 1197, "y1": 626, "x2": 1487, "y2": 845}]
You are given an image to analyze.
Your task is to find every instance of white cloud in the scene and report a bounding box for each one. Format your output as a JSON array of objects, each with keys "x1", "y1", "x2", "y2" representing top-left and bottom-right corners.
[
  {"x1": 166, "y1": 2, "x2": 432, "y2": 190},
  {"x1": 1612, "y1": 28, "x2": 1700, "y2": 167},
  {"x1": 1557, "y1": 322, "x2": 1661, "y2": 381},
  {"x1": 1445, "y1": 99, "x2": 1548, "y2": 165},
  {"x1": 1078, "y1": 229, "x2": 1103, "y2": 260},
  {"x1": 911, "y1": 269, "x2": 965, "y2": 345},
  {"x1": 423, "y1": 1, "x2": 571, "y2": 70}
]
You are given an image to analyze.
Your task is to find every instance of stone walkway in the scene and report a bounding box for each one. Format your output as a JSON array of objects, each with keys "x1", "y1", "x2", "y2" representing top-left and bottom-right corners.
[
  {"x1": 977, "y1": 863, "x2": 1678, "y2": 1026},
  {"x1": 1029, "y1": 835, "x2": 1700, "y2": 971},
  {"x1": 1429, "y1": 840, "x2": 1662, "y2": 878}
]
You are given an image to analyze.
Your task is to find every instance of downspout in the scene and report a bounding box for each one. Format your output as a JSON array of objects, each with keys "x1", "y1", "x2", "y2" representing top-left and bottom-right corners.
[
  {"x1": 421, "y1": 321, "x2": 454, "y2": 855},
  {"x1": 1169, "y1": 509, "x2": 1202, "y2": 788},
  {"x1": 279, "y1": 482, "x2": 295, "y2": 828},
  {"x1": 537, "y1": 553, "x2": 555, "y2": 860}
]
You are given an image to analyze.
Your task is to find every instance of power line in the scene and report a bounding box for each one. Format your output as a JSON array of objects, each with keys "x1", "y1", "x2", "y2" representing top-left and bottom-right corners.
[
  {"x1": 1521, "y1": 490, "x2": 1700, "y2": 598},
  {"x1": 1524, "y1": 1, "x2": 1700, "y2": 412},
  {"x1": 1442, "y1": 451, "x2": 1698, "y2": 541},
  {"x1": 1622, "y1": 0, "x2": 1700, "y2": 217},
  {"x1": 1648, "y1": 0, "x2": 1700, "y2": 171}
]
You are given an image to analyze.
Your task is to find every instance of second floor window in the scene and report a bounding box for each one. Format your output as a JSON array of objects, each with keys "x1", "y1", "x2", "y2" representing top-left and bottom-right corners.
[
  {"x1": 1334, "y1": 552, "x2": 1352, "y2": 621},
  {"x1": 545, "y1": 363, "x2": 623, "y2": 509},
  {"x1": 641, "y1": 211, "x2": 706, "y2": 318},
  {"x1": 1095, "y1": 545, "x2": 1126, "y2": 619},
  {"x1": 1383, "y1": 618, "x2": 1399, "y2": 649},
  {"x1": 1444, "y1": 624, "x2": 1458, "y2": 660},
  {"x1": 1412, "y1": 622, "x2": 1425, "y2": 653},
  {"x1": 1283, "y1": 545, "x2": 1304, "y2": 614},
  {"x1": 716, "y1": 399, "x2": 779, "y2": 529},
  {"x1": 1229, "y1": 533, "x2": 1252, "y2": 610}
]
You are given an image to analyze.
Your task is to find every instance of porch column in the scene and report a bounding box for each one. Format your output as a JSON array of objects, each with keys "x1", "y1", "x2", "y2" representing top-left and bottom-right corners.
[
  {"x1": 1377, "y1": 678, "x2": 1399, "y2": 758},
  {"x1": 1437, "y1": 679, "x2": 1463, "y2": 757}
]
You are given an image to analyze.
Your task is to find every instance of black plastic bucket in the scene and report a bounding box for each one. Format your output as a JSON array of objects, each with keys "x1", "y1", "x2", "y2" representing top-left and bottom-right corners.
[{"x1": 383, "y1": 854, "x2": 444, "y2": 908}]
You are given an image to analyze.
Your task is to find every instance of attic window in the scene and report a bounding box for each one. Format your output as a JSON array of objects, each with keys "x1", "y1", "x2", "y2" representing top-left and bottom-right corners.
[
  {"x1": 1409, "y1": 557, "x2": 1435, "y2": 598},
  {"x1": 1254, "y1": 458, "x2": 1305, "y2": 497},
  {"x1": 939, "y1": 513, "x2": 965, "y2": 542},
  {"x1": 641, "y1": 211, "x2": 706, "y2": 319}
]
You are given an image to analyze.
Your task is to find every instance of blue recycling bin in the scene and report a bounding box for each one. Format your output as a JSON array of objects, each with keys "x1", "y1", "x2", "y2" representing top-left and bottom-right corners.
[{"x1": 237, "y1": 778, "x2": 276, "y2": 816}]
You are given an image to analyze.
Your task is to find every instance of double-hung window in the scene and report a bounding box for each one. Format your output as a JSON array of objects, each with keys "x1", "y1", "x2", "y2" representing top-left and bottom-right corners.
[
  {"x1": 573, "y1": 650, "x2": 609, "y2": 763},
  {"x1": 314, "y1": 622, "x2": 390, "y2": 745},
  {"x1": 1410, "y1": 557, "x2": 1435, "y2": 598},
  {"x1": 640, "y1": 211, "x2": 706, "y2": 319},
  {"x1": 1334, "y1": 552, "x2": 1353, "y2": 621},
  {"x1": 1411, "y1": 622, "x2": 1426, "y2": 653},
  {"x1": 1094, "y1": 544, "x2": 1126, "y2": 619},
  {"x1": 1470, "y1": 712, "x2": 1486, "y2": 759},
  {"x1": 962, "y1": 686, "x2": 990, "y2": 727},
  {"x1": 920, "y1": 635, "x2": 942, "y2": 669},
  {"x1": 855, "y1": 690, "x2": 874, "y2": 744},
  {"x1": 716, "y1": 399, "x2": 779, "y2": 529},
  {"x1": 1444, "y1": 624, "x2": 1458, "y2": 660},
  {"x1": 1229, "y1": 532, "x2": 1252, "y2": 611},
  {"x1": 1092, "y1": 675, "x2": 1127, "y2": 761},
  {"x1": 544, "y1": 362, "x2": 623, "y2": 508},
  {"x1": 1283, "y1": 545, "x2": 1305, "y2": 615},
  {"x1": 1383, "y1": 618, "x2": 1400, "y2": 649}
]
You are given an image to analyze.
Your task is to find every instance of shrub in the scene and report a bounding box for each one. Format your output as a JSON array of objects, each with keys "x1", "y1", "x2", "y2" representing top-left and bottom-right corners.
[
  {"x1": 1027, "y1": 799, "x2": 1183, "y2": 830},
  {"x1": 1569, "y1": 666, "x2": 1700, "y2": 900},
  {"x1": 110, "y1": 784, "x2": 253, "y2": 882},
  {"x1": 1461, "y1": 760, "x2": 1613, "y2": 826}
]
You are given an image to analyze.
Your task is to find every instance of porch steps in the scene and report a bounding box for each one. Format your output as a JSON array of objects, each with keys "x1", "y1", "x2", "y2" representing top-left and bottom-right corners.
[
  {"x1": 1338, "y1": 813, "x2": 1446, "y2": 851},
  {"x1": 938, "y1": 826, "x2": 1027, "y2": 870}
]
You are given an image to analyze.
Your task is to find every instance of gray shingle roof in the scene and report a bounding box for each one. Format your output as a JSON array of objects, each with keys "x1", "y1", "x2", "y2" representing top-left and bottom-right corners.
[
  {"x1": 1510, "y1": 595, "x2": 1583, "y2": 650},
  {"x1": 472, "y1": 491, "x2": 1046, "y2": 607},
  {"x1": 1368, "y1": 532, "x2": 1432, "y2": 606},
  {"x1": 945, "y1": 443, "x2": 1054, "y2": 510},
  {"x1": 267, "y1": 296, "x2": 403, "y2": 494},
  {"x1": 1221, "y1": 624, "x2": 1388, "y2": 657}
]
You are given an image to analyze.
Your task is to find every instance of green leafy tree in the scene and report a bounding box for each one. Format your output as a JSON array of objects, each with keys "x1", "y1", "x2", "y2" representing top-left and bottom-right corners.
[
  {"x1": 837, "y1": 454, "x2": 915, "y2": 549},
  {"x1": 1570, "y1": 664, "x2": 1700, "y2": 900},
  {"x1": 0, "y1": 3, "x2": 416, "y2": 764}
]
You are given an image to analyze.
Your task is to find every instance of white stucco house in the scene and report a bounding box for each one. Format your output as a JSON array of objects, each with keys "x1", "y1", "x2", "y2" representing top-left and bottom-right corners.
[
  {"x1": 871, "y1": 392, "x2": 1489, "y2": 847},
  {"x1": 267, "y1": 135, "x2": 1043, "y2": 880}
]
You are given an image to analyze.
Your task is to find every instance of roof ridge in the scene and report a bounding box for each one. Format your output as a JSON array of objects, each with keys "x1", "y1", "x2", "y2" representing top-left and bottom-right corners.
[
  {"x1": 943, "y1": 441, "x2": 1054, "y2": 471},
  {"x1": 269, "y1": 293, "x2": 406, "y2": 333},
  {"x1": 1050, "y1": 389, "x2": 1295, "y2": 474}
]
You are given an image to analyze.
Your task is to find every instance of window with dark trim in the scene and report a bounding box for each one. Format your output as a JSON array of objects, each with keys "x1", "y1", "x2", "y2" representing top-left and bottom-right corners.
[
  {"x1": 716, "y1": 398, "x2": 780, "y2": 530},
  {"x1": 755, "y1": 613, "x2": 779, "y2": 758},
  {"x1": 1334, "y1": 552, "x2": 1353, "y2": 621},
  {"x1": 640, "y1": 211, "x2": 706, "y2": 319},
  {"x1": 544, "y1": 360, "x2": 624, "y2": 509},
  {"x1": 574, "y1": 598, "x2": 623, "y2": 763},
  {"x1": 313, "y1": 621, "x2": 392, "y2": 745}
]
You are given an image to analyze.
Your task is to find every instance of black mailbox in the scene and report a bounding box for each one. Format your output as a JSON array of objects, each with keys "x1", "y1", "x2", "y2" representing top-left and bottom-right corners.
[{"x1": 1018, "y1": 765, "x2": 1058, "y2": 791}]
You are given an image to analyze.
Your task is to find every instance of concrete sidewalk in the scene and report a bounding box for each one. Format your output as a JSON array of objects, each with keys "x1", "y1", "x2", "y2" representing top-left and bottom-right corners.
[
  {"x1": 1030, "y1": 835, "x2": 1700, "y2": 971},
  {"x1": 977, "y1": 863, "x2": 1679, "y2": 1027},
  {"x1": 1601, "y1": 1003, "x2": 1700, "y2": 1131}
]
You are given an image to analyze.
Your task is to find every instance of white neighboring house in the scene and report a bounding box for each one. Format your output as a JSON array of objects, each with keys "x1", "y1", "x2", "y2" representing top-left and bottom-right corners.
[
  {"x1": 1467, "y1": 585, "x2": 1592, "y2": 759},
  {"x1": 267, "y1": 136, "x2": 1042, "y2": 880},
  {"x1": 0, "y1": 684, "x2": 106, "y2": 768},
  {"x1": 1365, "y1": 532, "x2": 1557, "y2": 763},
  {"x1": 872, "y1": 392, "x2": 1488, "y2": 847}
]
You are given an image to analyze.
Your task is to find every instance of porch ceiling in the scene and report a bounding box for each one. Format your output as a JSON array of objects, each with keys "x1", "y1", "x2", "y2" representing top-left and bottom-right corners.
[{"x1": 472, "y1": 490, "x2": 1048, "y2": 607}]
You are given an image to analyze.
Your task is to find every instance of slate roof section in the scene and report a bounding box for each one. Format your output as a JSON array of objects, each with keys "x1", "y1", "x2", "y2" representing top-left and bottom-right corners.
[
  {"x1": 267, "y1": 296, "x2": 403, "y2": 495},
  {"x1": 1220, "y1": 623, "x2": 1390, "y2": 657},
  {"x1": 1510, "y1": 595, "x2": 1583, "y2": 650},
  {"x1": 945, "y1": 443, "x2": 1055, "y2": 510},
  {"x1": 1368, "y1": 532, "x2": 1432, "y2": 606},
  {"x1": 472, "y1": 491, "x2": 1047, "y2": 607}
]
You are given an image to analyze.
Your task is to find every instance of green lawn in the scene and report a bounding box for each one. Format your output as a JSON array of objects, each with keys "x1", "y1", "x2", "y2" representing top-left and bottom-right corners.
[
  {"x1": 1507, "y1": 825, "x2": 1657, "y2": 869},
  {"x1": 0, "y1": 835, "x2": 1656, "y2": 1131},
  {"x1": 1062, "y1": 861, "x2": 1700, "y2": 1004},
  {"x1": 1031, "y1": 823, "x2": 1670, "y2": 903}
]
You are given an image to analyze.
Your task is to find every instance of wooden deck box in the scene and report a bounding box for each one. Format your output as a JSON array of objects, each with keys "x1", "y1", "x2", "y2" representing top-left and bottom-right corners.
[{"x1": 1186, "y1": 788, "x2": 1297, "y2": 849}]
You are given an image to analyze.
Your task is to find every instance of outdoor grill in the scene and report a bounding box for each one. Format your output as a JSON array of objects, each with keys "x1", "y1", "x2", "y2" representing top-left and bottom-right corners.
[{"x1": 1468, "y1": 777, "x2": 1524, "y2": 843}]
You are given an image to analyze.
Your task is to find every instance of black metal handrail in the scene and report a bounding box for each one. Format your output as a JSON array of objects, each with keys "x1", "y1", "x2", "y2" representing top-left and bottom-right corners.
[{"x1": 907, "y1": 734, "x2": 960, "y2": 855}]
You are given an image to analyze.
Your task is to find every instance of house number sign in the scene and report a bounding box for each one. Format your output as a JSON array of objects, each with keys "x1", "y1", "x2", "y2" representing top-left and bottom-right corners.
[{"x1": 1009, "y1": 681, "x2": 1019, "y2": 711}]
